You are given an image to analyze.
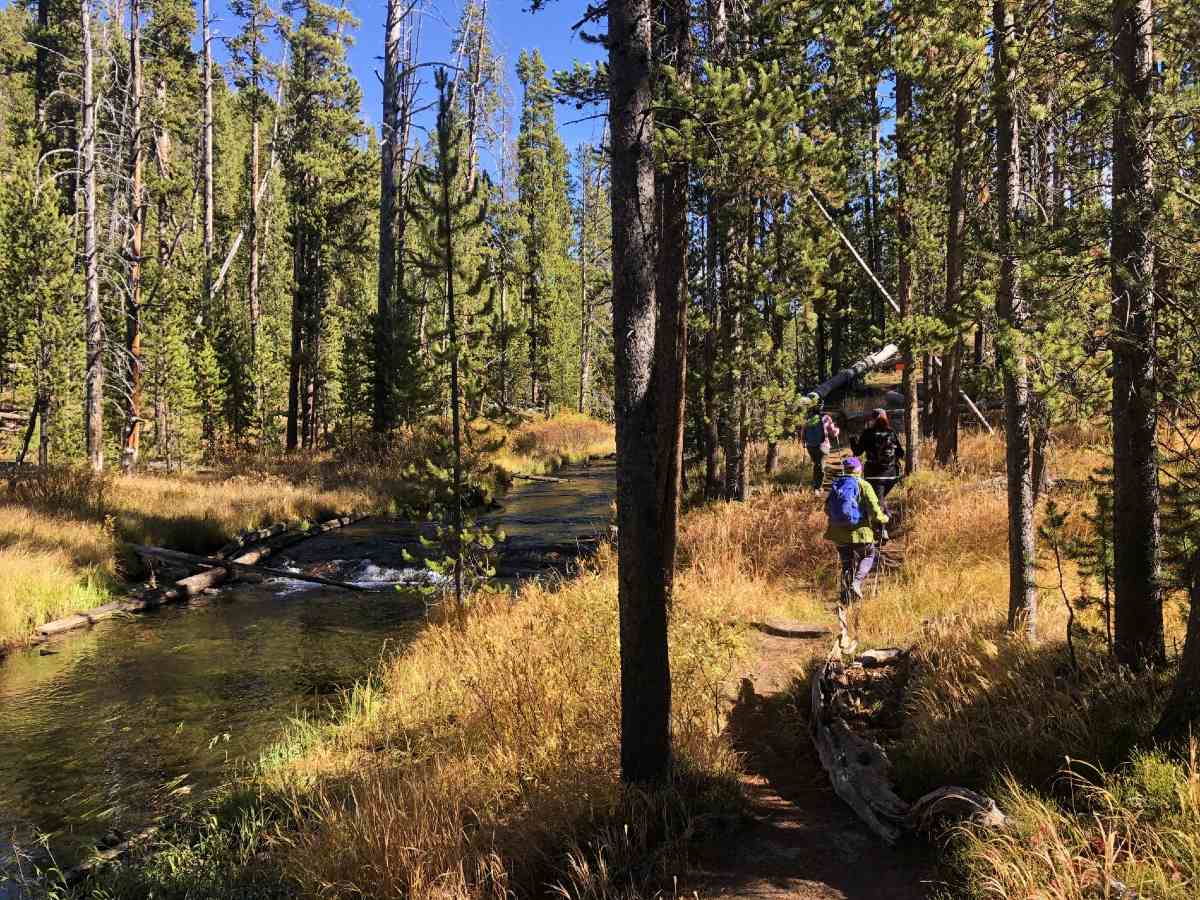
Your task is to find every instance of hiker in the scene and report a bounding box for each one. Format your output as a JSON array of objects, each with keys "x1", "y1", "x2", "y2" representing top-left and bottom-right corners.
[
  {"x1": 852, "y1": 408, "x2": 905, "y2": 501},
  {"x1": 824, "y1": 456, "x2": 888, "y2": 603},
  {"x1": 802, "y1": 396, "x2": 840, "y2": 492}
]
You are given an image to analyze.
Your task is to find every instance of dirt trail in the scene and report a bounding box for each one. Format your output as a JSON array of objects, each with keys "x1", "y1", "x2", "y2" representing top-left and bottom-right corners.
[{"x1": 685, "y1": 622, "x2": 937, "y2": 900}]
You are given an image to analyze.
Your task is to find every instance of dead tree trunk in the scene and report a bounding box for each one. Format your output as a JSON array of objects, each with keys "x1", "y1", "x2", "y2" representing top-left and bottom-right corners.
[
  {"x1": 655, "y1": 0, "x2": 689, "y2": 603},
  {"x1": 609, "y1": 0, "x2": 671, "y2": 785},
  {"x1": 936, "y1": 100, "x2": 968, "y2": 465},
  {"x1": 122, "y1": 0, "x2": 145, "y2": 473},
  {"x1": 81, "y1": 0, "x2": 103, "y2": 473},
  {"x1": 994, "y1": 0, "x2": 1038, "y2": 638},
  {"x1": 375, "y1": 0, "x2": 404, "y2": 433},
  {"x1": 1111, "y1": 0, "x2": 1163, "y2": 669},
  {"x1": 896, "y1": 73, "x2": 919, "y2": 474}
]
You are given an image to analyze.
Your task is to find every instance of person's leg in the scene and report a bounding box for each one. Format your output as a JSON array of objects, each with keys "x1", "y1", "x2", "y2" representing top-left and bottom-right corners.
[
  {"x1": 849, "y1": 542, "x2": 878, "y2": 599},
  {"x1": 809, "y1": 446, "x2": 827, "y2": 491},
  {"x1": 836, "y1": 544, "x2": 854, "y2": 601}
]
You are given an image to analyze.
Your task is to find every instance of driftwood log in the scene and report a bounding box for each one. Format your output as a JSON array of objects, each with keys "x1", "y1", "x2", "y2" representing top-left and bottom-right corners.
[
  {"x1": 810, "y1": 633, "x2": 1006, "y2": 845},
  {"x1": 130, "y1": 545, "x2": 376, "y2": 592}
]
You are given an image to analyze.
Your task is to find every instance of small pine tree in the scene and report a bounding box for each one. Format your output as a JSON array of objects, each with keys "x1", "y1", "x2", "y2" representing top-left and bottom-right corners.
[{"x1": 407, "y1": 69, "x2": 500, "y2": 610}]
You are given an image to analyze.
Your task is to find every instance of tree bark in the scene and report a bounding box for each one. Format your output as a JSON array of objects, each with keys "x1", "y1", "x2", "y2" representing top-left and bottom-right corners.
[
  {"x1": 993, "y1": 0, "x2": 1038, "y2": 638},
  {"x1": 895, "y1": 73, "x2": 919, "y2": 475},
  {"x1": 609, "y1": 0, "x2": 671, "y2": 785},
  {"x1": 81, "y1": 0, "x2": 103, "y2": 473},
  {"x1": 1111, "y1": 0, "x2": 1163, "y2": 669},
  {"x1": 936, "y1": 100, "x2": 968, "y2": 466},
  {"x1": 122, "y1": 0, "x2": 145, "y2": 473},
  {"x1": 655, "y1": 0, "x2": 689, "y2": 603},
  {"x1": 1154, "y1": 552, "x2": 1200, "y2": 746},
  {"x1": 579, "y1": 151, "x2": 592, "y2": 414},
  {"x1": 375, "y1": 0, "x2": 403, "y2": 433},
  {"x1": 201, "y1": 0, "x2": 216, "y2": 447}
]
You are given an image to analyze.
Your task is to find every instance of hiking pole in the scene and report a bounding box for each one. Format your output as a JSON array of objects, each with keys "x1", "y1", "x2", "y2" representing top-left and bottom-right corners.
[{"x1": 805, "y1": 187, "x2": 994, "y2": 436}]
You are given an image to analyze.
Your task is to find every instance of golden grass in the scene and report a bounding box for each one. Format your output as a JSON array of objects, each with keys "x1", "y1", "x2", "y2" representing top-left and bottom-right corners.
[
  {"x1": 263, "y1": 550, "x2": 748, "y2": 899},
  {"x1": 952, "y1": 744, "x2": 1200, "y2": 899},
  {"x1": 491, "y1": 412, "x2": 615, "y2": 477},
  {"x1": 0, "y1": 468, "x2": 373, "y2": 648}
]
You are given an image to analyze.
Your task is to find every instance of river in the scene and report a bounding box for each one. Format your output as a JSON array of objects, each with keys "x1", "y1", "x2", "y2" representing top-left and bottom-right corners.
[{"x1": 0, "y1": 460, "x2": 614, "y2": 886}]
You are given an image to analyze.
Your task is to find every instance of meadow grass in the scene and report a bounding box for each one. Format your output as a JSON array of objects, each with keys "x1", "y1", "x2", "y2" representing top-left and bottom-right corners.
[{"x1": 73, "y1": 421, "x2": 1200, "y2": 899}]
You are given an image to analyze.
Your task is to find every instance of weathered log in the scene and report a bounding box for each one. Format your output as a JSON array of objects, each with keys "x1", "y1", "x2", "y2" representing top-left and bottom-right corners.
[
  {"x1": 129, "y1": 545, "x2": 376, "y2": 592},
  {"x1": 857, "y1": 648, "x2": 905, "y2": 668},
  {"x1": 510, "y1": 473, "x2": 565, "y2": 483},
  {"x1": 810, "y1": 643, "x2": 1007, "y2": 845}
]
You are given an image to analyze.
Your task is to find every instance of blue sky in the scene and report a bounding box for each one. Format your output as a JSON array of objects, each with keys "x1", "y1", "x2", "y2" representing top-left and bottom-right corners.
[{"x1": 0, "y1": 1, "x2": 606, "y2": 155}]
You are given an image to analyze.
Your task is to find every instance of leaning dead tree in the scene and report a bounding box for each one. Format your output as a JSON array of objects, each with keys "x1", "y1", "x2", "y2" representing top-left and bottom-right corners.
[{"x1": 803, "y1": 344, "x2": 900, "y2": 404}]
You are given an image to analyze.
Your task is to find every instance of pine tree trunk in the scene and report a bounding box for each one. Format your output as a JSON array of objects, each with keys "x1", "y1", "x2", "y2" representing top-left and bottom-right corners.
[
  {"x1": 936, "y1": 101, "x2": 968, "y2": 466},
  {"x1": 375, "y1": 0, "x2": 403, "y2": 433},
  {"x1": 578, "y1": 154, "x2": 591, "y2": 414},
  {"x1": 896, "y1": 73, "x2": 919, "y2": 475},
  {"x1": 994, "y1": 0, "x2": 1038, "y2": 638},
  {"x1": 249, "y1": 116, "x2": 261, "y2": 417},
  {"x1": 1154, "y1": 552, "x2": 1200, "y2": 746},
  {"x1": 201, "y1": 0, "x2": 215, "y2": 447},
  {"x1": 123, "y1": 0, "x2": 145, "y2": 473},
  {"x1": 869, "y1": 86, "x2": 884, "y2": 333},
  {"x1": 81, "y1": 0, "x2": 103, "y2": 473},
  {"x1": 1111, "y1": 0, "x2": 1163, "y2": 669},
  {"x1": 655, "y1": 0, "x2": 689, "y2": 599},
  {"x1": 609, "y1": 0, "x2": 670, "y2": 786},
  {"x1": 703, "y1": 203, "x2": 722, "y2": 499}
]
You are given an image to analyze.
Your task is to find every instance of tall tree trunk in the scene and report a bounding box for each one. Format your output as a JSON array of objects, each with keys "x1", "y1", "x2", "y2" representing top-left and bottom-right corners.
[
  {"x1": 375, "y1": 0, "x2": 403, "y2": 433},
  {"x1": 609, "y1": 0, "x2": 670, "y2": 786},
  {"x1": 1154, "y1": 551, "x2": 1200, "y2": 746},
  {"x1": 869, "y1": 86, "x2": 884, "y2": 333},
  {"x1": 201, "y1": 0, "x2": 215, "y2": 446},
  {"x1": 1111, "y1": 0, "x2": 1163, "y2": 668},
  {"x1": 287, "y1": 233, "x2": 306, "y2": 452},
  {"x1": 895, "y1": 73, "x2": 919, "y2": 474},
  {"x1": 702, "y1": 202, "x2": 722, "y2": 499},
  {"x1": 579, "y1": 152, "x2": 592, "y2": 414},
  {"x1": 655, "y1": 0, "x2": 689, "y2": 606},
  {"x1": 81, "y1": 0, "x2": 103, "y2": 473},
  {"x1": 122, "y1": 0, "x2": 145, "y2": 473},
  {"x1": 249, "y1": 117, "x2": 262, "y2": 419},
  {"x1": 936, "y1": 100, "x2": 968, "y2": 465},
  {"x1": 994, "y1": 0, "x2": 1038, "y2": 638}
]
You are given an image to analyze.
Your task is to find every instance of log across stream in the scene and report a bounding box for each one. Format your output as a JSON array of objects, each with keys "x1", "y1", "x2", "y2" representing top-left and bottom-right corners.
[{"x1": 0, "y1": 462, "x2": 615, "y2": 887}]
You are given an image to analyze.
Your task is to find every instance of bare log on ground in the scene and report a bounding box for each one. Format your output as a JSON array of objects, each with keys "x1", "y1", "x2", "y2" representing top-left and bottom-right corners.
[{"x1": 810, "y1": 640, "x2": 1007, "y2": 845}]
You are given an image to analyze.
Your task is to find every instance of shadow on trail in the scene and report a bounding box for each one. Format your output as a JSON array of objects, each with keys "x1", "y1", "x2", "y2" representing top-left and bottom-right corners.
[{"x1": 689, "y1": 646, "x2": 936, "y2": 900}]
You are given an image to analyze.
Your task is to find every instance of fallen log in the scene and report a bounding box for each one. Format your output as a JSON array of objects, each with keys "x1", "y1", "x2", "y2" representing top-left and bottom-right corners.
[
  {"x1": 810, "y1": 626, "x2": 1007, "y2": 844},
  {"x1": 510, "y1": 473, "x2": 564, "y2": 483},
  {"x1": 129, "y1": 545, "x2": 377, "y2": 592},
  {"x1": 805, "y1": 345, "x2": 900, "y2": 404}
]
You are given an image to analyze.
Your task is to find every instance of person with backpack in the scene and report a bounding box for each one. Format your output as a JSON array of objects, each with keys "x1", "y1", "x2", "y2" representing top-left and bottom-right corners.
[
  {"x1": 852, "y1": 408, "x2": 905, "y2": 501},
  {"x1": 802, "y1": 396, "x2": 840, "y2": 492},
  {"x1": 824, "y1": 456, "x2": 888, "y2": 603}
]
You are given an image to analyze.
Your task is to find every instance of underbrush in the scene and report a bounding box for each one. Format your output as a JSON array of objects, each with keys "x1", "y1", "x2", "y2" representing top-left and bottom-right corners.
[{"x1": 951, "y1": 744, "x2": 1200, "y2": 898}]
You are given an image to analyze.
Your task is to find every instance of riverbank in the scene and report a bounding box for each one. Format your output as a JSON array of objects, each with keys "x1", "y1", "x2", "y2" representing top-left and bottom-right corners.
[
  {"x1": 0, "y1": 413, "x2": 615, "y2": 651},
  {"x1": 63, "y1": 424, "x2": 1199, "y2": 898}
]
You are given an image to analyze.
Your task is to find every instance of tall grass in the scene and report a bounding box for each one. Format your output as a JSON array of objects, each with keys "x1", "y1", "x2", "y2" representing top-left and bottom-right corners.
[
  {"x1": 952, "y1": 745, "x2": 1200, "y2": 898},
  {"x1": 491, "y1": 412, "x2": 615, "y2": 476}
]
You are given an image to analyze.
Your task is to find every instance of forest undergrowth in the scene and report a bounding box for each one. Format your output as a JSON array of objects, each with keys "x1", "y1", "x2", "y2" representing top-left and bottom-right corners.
[
  {"x1": 0, "y1": 413, "x2": 613, "y2": 649},
  {"x1": 76, "y1": 421, "x2": 1198, "y2": 900}
]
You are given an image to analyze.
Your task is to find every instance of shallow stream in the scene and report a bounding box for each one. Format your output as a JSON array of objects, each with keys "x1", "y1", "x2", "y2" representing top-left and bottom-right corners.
[{"x1": 0, "y1": 461, "x2": 614, "y2": 885}]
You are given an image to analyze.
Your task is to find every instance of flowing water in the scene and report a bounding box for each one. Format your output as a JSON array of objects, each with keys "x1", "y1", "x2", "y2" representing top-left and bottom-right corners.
[{"x1": 0, "y1": 461, "x2": 614, "y2": 886}]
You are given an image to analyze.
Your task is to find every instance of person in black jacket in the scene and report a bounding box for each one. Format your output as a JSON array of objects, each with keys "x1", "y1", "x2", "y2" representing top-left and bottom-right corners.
[{"x1": 852, "y1": 408, "x2": 906, "y2": 502}]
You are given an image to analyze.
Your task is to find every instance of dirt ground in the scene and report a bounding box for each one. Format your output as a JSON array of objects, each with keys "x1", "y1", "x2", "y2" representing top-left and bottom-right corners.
[{"x1": 684, "y1": 621, "x2": 940, "y2": 900}]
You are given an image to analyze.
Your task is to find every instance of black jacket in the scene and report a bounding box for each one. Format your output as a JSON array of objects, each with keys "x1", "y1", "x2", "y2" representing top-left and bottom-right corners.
[{"x1": 852, "y1": 424, "x2": 905, "y2": 477}]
